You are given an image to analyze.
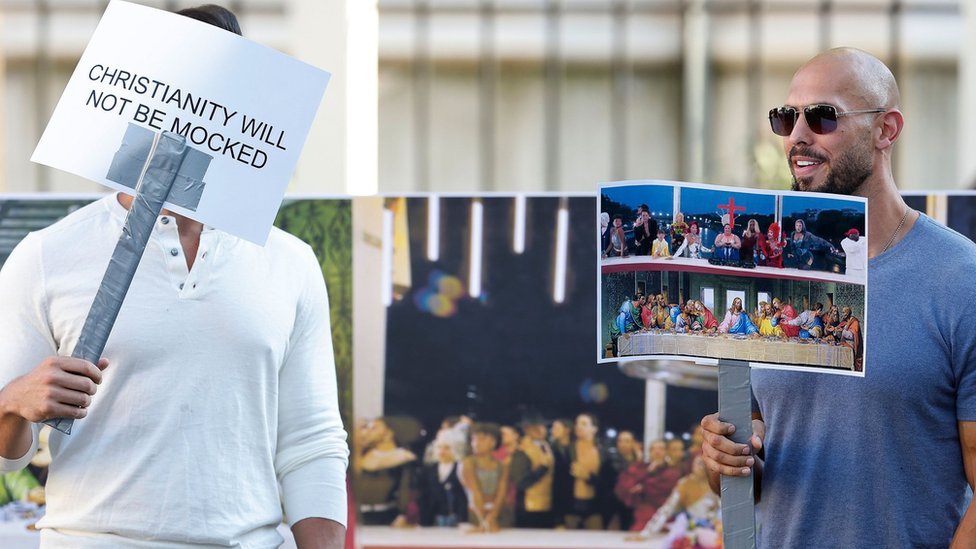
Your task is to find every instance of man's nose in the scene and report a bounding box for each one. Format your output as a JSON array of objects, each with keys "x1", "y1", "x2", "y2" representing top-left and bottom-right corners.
[{"x1": 788, "y1": 109, "x2": 815, "y2": 146}]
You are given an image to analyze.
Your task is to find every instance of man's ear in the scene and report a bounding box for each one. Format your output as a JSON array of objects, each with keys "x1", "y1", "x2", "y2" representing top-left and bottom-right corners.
[{"x1": 876, "y1": 109, "x2": 904, "y2": 150}]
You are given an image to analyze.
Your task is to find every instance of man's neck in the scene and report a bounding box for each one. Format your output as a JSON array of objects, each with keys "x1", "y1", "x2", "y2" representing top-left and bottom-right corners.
[
  {"x1": 116, "y1": 193, "x2": 203, "y2": 231},
  {"x1": 117, "y1": 193, "x2": 204, "y2": 270},
  {"x1": 857, "y1": 177, "x2": 918, "y2": 258}
]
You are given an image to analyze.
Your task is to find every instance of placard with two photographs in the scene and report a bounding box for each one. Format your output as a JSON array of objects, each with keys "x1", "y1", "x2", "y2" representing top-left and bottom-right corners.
[{"x1": 598, "y1": 180, "x2": 868, "y2": 376}]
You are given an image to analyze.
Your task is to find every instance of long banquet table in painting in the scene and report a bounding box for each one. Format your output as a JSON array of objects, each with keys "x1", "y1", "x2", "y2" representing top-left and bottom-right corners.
[
  {"x1": 617, "y1": 330, "x2": 855, "y2": 370},
  {"x1": 600, "y1": 255, "x2": 864, "y2": 285}
]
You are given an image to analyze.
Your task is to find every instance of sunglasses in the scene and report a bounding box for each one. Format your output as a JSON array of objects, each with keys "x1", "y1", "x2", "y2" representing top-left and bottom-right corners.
[{"x1": 768, "y1": 104, "x2": 886, "y2": 136}]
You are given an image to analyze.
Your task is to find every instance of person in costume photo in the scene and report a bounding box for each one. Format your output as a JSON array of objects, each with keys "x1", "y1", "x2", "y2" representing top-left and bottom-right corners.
[
  {"x1": 670, "y1": 212, "x2": 689, "y2": 251},
  {"x1": 786, "y1": 218, "x2": 835, "y2": 270},
  {"x1": 841, "y1": 227, "x2": 867, "y2": 278},
  {"x1": 712, "y1": 224, "x2": 742, "y2": 262},
  {"x1": 760, "y1": 221, "x2": 786, "y2": 267},
  {"x1": 669, "y1": 221, "x2": 711, "y2": 259},
  {"x1": 603, "y1": 215, "x2": 628, "y2": 258},
  {"x1": 651, "y1": 229, "x2": 670, "y2": 258},
  {"x1": 739, "y1": 219, "x2": 765, "y2": 265},
  {"x1": 632, "y1": 205, "x2": 656, "y2": 256}
]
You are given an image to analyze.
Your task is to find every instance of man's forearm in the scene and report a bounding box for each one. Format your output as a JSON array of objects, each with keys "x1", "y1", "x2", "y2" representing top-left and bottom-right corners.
[
  {"x1": 291, "y1": 517, "x2": 345, "y2": 549},
  {"x1": 706, "y1": 469, "x2": 721, "y2": 494},
  {"x1": 0, "y1": 390, "x2": 32, "y2": 461}
]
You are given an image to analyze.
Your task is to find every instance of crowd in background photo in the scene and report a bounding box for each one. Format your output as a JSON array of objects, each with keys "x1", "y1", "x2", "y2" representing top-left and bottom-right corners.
[{"x1": 351, "y1": 413, "x2": 720, "y2": 538}]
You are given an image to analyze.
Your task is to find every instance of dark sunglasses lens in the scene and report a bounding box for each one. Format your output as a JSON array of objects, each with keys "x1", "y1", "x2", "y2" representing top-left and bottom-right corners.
[
  {"x1": 806, "y1": 105, "x2": 838, "y2": 134},
  {"x1": 769, "y1": 108, "x2": 795, "y2": 136}
]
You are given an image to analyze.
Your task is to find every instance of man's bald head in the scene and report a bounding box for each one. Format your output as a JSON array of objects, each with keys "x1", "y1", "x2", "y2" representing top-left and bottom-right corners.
[
  {"x1": 795, "y1": 47, "x2": 900, "y2": 111},
  {"x1": 783, "y1": 47, "x2": 905, "y2": 195}
]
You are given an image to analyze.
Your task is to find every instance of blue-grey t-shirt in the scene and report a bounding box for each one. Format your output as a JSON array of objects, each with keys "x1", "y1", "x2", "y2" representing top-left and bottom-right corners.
[{"x1": 751, "y1": 213, "x2": 976, "y2": 548}]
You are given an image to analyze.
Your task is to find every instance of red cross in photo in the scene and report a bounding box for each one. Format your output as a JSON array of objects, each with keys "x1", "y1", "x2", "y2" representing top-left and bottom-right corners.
[{"x1": 718, "y1": 197, "x2": 746, "y2": 228}]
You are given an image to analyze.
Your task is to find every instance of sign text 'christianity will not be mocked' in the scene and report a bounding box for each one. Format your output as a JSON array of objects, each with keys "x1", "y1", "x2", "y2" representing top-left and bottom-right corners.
[{"x1": 86, "y1": 63, "x2": 286, "y2": 168}]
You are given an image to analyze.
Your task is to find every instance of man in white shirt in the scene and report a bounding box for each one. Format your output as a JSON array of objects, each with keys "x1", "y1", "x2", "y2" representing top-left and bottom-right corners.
[
  {"x1": 841, "y1": 228, "x2": 866, "y2": 279},
  {"x1": 0, "y1": 6, "x2": 347, "y2": 548}
]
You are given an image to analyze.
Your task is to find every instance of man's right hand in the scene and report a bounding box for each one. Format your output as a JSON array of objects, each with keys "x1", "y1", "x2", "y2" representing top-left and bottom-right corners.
[
  {"x1": 0, "y1": 356, "x2": 109, "y2": 423},
  {"x1": 700, "y1": 412, "x2": 765, "y2": 493}
]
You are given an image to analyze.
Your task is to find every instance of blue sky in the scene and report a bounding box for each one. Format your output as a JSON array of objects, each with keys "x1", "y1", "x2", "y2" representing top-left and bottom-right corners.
[
  {"x1": 602, "y1": 183, "x2": 673, "y2": 215},
  {"x1": 782, "y1": 195, "x2": 866, "y2": 216},
  {"x1": 679, "y1": 187, "x2": 776, "y2": 218},
  {"x1": 602, "y1": 183, "x2": 865, "y2": 223}
]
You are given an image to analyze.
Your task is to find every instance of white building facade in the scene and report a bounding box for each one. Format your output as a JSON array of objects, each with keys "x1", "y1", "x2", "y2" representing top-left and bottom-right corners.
[{"x1": 1, "y1": 0, "x2": 972, "y2": 194}]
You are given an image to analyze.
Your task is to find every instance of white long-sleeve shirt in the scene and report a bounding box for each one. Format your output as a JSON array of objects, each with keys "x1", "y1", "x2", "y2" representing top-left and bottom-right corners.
[
  {"x1": 841, "y1": 236, "x2": 866, "y2": 279},
  {"x1": 0, "y1": 195, "x2": 348, "y2": 548}
]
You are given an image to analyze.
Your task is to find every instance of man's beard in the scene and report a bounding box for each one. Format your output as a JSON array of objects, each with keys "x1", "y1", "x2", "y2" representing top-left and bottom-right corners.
[{"x1": 790, "y1": 143, "x2": 872, "y2": 196}]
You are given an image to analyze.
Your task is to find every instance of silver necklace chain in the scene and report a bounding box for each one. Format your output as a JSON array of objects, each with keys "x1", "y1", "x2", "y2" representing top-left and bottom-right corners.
[{"x1": 881, "y1": 206, "x2": 911, "y2": 254}]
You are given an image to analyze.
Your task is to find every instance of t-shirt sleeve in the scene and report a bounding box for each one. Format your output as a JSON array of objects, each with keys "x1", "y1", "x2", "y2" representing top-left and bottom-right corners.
[
  {"x1": 0, "y1": 233, "x2": 54, "y2": 470},
  {"x1": 274, "y1": 244, "x2": 349, "y2": 527},
  {"x1": 953, "y1": 282, "x2": 976, "y2": 422}
]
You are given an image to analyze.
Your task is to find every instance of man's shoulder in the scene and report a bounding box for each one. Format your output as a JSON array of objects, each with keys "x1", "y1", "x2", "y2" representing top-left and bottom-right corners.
[
  {"x1": 881, "y1": 214, "x2": 976, "y2": 327},
  {"x1": 29, "y1": 196, "x2": 116, "y2": 241},
  {"x1": 913, "y1": 214, "x2": 976, "y2": 270},
  {"x1": 10, "y1": 196, "x2": 117, "y2": 261},
  {"x1": 262, "y1": 226, "x2": 317, "y2": 260},
  {"x1": 920, "y1": 214, "x2": 976, "y2": 249}
]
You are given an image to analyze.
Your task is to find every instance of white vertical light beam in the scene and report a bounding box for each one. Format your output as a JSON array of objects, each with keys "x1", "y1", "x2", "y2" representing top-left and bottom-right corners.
[
  {"x1": 554, "y1": 205, "x2": 569, "y2": 303},
  {"x1": 427, "y1": 195, "x2": 440, "y2": 261},
  {"x1": 382, "y1": 207, "x2": 394, "y2": 306},
  {"x1": 513, "y1": 194, "x2": 526, "y2": 254},
  {"x1": 469, "y1": 200, "x2": 484, "y2": 298}
]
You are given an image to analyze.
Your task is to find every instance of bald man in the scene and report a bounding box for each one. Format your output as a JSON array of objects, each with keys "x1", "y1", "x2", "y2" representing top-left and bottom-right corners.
[{"x1": 700, "y1": 48, "x2": 976, "y2": 547}]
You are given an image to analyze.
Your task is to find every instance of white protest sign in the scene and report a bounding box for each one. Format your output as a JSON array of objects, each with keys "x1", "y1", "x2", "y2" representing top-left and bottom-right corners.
[{"x1": 31, "y1": 0, "x2": 330, "y2": 245}]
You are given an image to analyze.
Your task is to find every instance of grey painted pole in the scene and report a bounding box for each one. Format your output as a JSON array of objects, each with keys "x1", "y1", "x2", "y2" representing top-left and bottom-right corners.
[
  {"x1": 718, "y1": 358, "x2": 756, "y2": 549},
  {"x1": 44, "y1": 132, "x2": 189, "y2": 435}
]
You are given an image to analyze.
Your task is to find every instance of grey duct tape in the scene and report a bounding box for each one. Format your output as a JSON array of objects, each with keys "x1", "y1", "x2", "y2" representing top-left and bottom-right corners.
[
  {"x1": 44, "y1": 132, "x2": 189, "y2": 435},
  {"x1": 106, "y1": 123, "x2": 211, "y2": 211},
  {"x1": 718, "y1": 359, "x2": 756, "y2": 549}
]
